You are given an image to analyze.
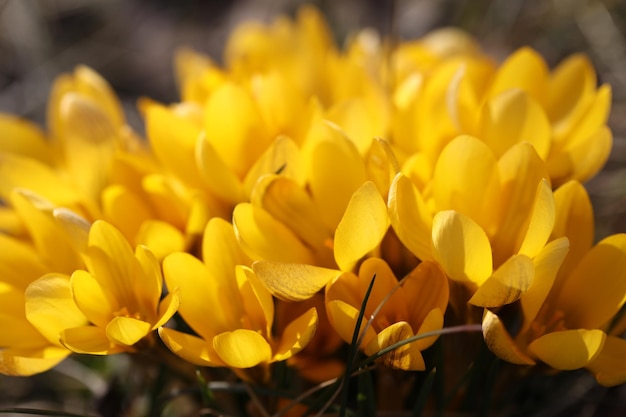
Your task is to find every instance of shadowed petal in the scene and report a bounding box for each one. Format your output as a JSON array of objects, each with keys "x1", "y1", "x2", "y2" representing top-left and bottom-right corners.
[
  {"x1": 483, "y1": 310, "x2": 535, "y2": 365},
  {"x1": 587, "y1": 336, "x2": 626, "y2": 387},
  {"x1": 520, "y1": 237, "x2": 569, "y2": 329},
  {"x1": 274, "y1": 307, "x2": 318, "y2": 361},
  {"x1": 556, "y1": 234, "x2": 626, "y2": 329},
  {"x1": 367, "y1": 321, "x2": 425, "y2": 371}
]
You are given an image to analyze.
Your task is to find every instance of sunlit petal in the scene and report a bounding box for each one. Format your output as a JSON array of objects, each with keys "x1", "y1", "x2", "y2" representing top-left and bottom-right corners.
[
  {"x1": 388, "y1": 173, "x2": 433, "y2": 262},
  {"x1": 334, "y1": 181, "x2": 389, "y2": 271},
  {"x1": 252, "y1": 261, "x2": 339, "y2": 301},
  {"x1": 529, "y1": 329, "x2": 606, "y2": 370},
  {"x1": 105, "y1": 316, "x2": 151, "y2": 346},
  {"x1": 158, "y1": 327, "x2": 223, "y2": 367},
  {"x1": 432, "y1": 210, "x2": 493, "y2": 284},
  {"x1": 213, "y1": 329, "x2": 272, "y2": 368}
]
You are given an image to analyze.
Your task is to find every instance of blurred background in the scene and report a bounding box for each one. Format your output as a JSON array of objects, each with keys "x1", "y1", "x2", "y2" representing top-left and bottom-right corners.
[{"x1": 1, "y1": 0, "x2": 626, "y2": 415}]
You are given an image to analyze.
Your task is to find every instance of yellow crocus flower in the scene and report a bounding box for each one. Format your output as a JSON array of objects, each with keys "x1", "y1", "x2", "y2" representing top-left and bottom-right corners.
[
  {"x1": 390, "y1": 135, "x2": 564, "y2": 308},
  {"x1": 0, "y1": 191, "x2": 88, "y2": 375},
  {"x1": 392, "y1": 45, "x2": 610, "y2": 188},
  {"x1": 26, "y1": 220, "x2": 180, "y2": 355},
  {"x1": 483, "y1": 181, "x2": 626, "y2": 386},
  {"x1": 159, "y1": 218, "x2": 318, "y2": 382},
  {"x1": 326, "y1": 258, "x2": 448, "y2": 371}
]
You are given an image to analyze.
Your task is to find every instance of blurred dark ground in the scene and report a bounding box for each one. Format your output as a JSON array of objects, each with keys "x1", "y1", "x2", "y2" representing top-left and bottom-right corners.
[{"x1": 1, "y1": 0, "x2": 626, "y2": 416}]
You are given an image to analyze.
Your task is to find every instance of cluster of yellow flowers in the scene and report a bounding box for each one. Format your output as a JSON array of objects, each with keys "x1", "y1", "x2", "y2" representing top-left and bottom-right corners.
[{"x1": 1, "y1": 4, "x2": 625, "y2": 406}]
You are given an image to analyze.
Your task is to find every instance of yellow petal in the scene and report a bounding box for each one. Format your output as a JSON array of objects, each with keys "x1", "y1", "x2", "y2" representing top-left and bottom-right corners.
[
  {"x1": 87, "y1": 220, "x2": 139, "y2": 310},
  {"x1": 101, "y1": 185, "x2": 153, "y2": 243},
  {"x1": 163, "y1": 252, "x2": 236, "y2": 338},
  {"x1": 587, "y1": 335, "x2": 626, "y2": 387},
  {"x1": 520, "y1": 237, "x2": 569, "y2": 328},
  {"x1": 236, "y1": 266, "x2": 273, "y2": 335},
  {"x1": 368, "y1": 321, "x2": 425, "y2": 371},
  {"x1": 135, "y1": 220, "x2": 185, "y2": 260},
  {"x1": 529, "y1": 329, "x2": 606, "y2": 370},
  {"x1": 547, "y1": 54, "x2": 597, "y2": 139},
  {"x1": 154, "y1": 290, "x2": 181, "y2": 329},
  {"x1": 61, "y1": 326, "x2": 124, "y2": 355},
  {"x1": 251, "y1": 175, "x2": 332, "y2": 256},
  {"x1": 388, "y1": 173, "x2": 433, "y2": 262},
  {"x1": 252, "y1": 72, "x2": 309, "y2": 142},
  {"x1": 0, "y1": 346, "x2": 70, "y2": 376},
  {"x1": 516, "y1": 179, "x2": 555, "y2": 259},
  {"x1": 302, "y1": 121, "x2": 367, "y2": 229},
  {"x1": 0, "y1": 114, "x2": 53, "y2": 164},
  {"x1": 414, "y1": 308, "x2": 445, "y2": 351},
  {"x1": 213, "y1": 329, "x2": 272, "y2": 368},
  {"x1": 106, "y1": 316, "x2": 151, "y2": 346},
  {"x1": 563, "y1": 84, "x2": 611, "y2": 150},
  {"x1": 492, "y1": 143, "x2": 549, "y2": 264},
  {"x1": 488, "y1": 47, "x2": 549, "y2": 105},
  {"x1": 334, "y1": 181, "x2": 389, "y2": 271},
  {"x1": 195, "y1": 133, "x2": 245, "y2": 203},
  {"x1": 469, "y1": 254, "x2": 534, "y2": 308},
  {"x1": 70, "y1": 270, "x2": 113, "y2": 328},
  {"x1": 326, "y1": 299, "x2": 376, "y2": 348},
  {"x1": 480, "y1": 89, "x2": 551, "y2": 159},
  {"x1": 0, "y1": 287, "x2": 50, "y2": 350},
  {"x1": 274, "y1": 307, "x2": 318, "y2": 361},
  {"x1": 57, "y1": 93, "x2": 116, "y2": 200},
  {"x1": 482, "y1": 310, "x2": 535, "y2": 365},
  {"x1": 0, "y1": 153, "x2": 80, "y2": 207},
  {"x1": 432, "y1": 135, "x2": 500, "y2": 232},
  {"x1": 72, "y1": 65, "x2": 125, "y2": 129},
  {"x1": 25, "y1": 274, "x2": 87, "y2": 345},
  {"x1": 145, "y1": 104, "x2": 203, "y2": 187},
  {"x1": 233, "y1": 203, "x2": 314, "y2": 264},
  {"x1": 565, "y1": 126, "x2": 612, "y2": 184},
  {"x1": 556, "y1": 233, "x2": 626, "y2": 329},
  {"x1": 0, "y1": 233, "x2": 47, "y2": 289},
  {"x1": 364, "y1": 138, "x2": 400, "y2": 201},
  {"x1": 158, "y1": 327, "x2": 222, "y2": 367},
  {"x1": 243, "y1": 135, "x2": 303, "y2": 197},
  {"x1": 203, "y1": 217, "x2": 250, "y2": 285},
  {"x1": 204, "y1": 83, "x2": 269, "y2": 178},
  {"x1": 53, "y1": 207, "x2": 92, "y2": 256},
  {"x1": 10, "y1": 190, "x2": 83, "y2": 275},
  {"x1": 552, "y1": 181, "x2": 593, "y2": 271},
  {"x1": 142, "y1": 174, "x2": 186, "y2": 230},
  {"x1": 432, "y1": 210, "x2": 493, "y2": 284},
  {"x1": 133, "y1": 244, "x2": 164, "y2": 321},
  {"x1": 327, "y1": 97, "x2": 384, "y2": 155},
  {"x1": 403, "y1": 261, "x2": 449, "y2": 327},
  {"x1": 252, "y1": 261, "x2": 339, "y2": 302}
]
